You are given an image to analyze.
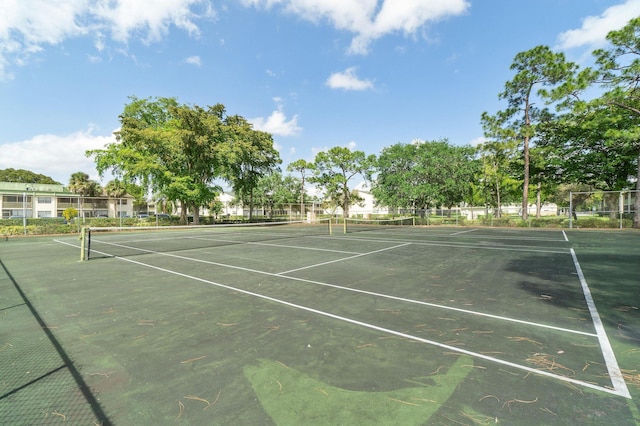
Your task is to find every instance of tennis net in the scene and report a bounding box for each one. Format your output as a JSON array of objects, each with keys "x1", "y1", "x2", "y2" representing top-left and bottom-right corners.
[
  {"x1": 81, "y1": 220, "x2": 331, "y2": 260},
  {"x1": 343, "y1": 217, "x2": 414, "y2": 233}
]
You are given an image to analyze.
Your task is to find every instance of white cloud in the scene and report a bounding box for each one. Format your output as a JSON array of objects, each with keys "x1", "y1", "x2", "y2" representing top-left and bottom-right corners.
[
  {"x1": 242, "y1": 0, "x2": 469, "y2": 54},
  {"x1": 0, "y1": 128, "x2": 116, "y2": 184},
  {"x1": 91, "y1": 0, "x2": 214, "y2": 44},
  {"x1": 249, "y1": 100, "x2": 301, "y2": 136},
  {"x1": 556, "y1": 0, "x2": 640, "y2": 50},
  {"x1": 185, "y1": 55, "x2": 202, "y2": 66},
  {"x1": 326, "y1": 67, "x2": 374, "y2": 91},
  {"x1": 0, "y1": 0, "x2": 215, "y2": 80}
]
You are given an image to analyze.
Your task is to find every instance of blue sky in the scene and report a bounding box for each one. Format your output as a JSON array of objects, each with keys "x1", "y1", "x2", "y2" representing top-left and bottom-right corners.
[{"x1": 1, "y1": 0, "x2": 639, "y2": 185}]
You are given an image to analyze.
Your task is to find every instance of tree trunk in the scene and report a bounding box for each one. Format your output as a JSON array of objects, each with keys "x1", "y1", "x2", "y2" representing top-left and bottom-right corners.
[
  {"x1": 192, "y1": 202, "x2": 200, "y2": 225},
  {"x1": 634, "y1": 152, "x2": 640, "y2": 228},
  {"x1": 180, "y1": 200, "x2": 188, "y2": 225},
  {"x1": 536, "y1": 181, "x2": 542, "y2": 219},
  {"x1": 522, "y1": 135, "x2": 530, "y2": 221},
  {"x1": 495, "y1": 181, "x2": 501, "y2": 218},
  {"x1": 248, "y1": 189, "x2": 254, "y2": 221}
]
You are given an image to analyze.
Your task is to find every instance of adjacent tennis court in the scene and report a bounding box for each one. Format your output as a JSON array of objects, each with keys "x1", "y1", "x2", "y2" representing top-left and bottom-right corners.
[{"x1": 1, "y1": 223, "x2": 639, "y2": 425}]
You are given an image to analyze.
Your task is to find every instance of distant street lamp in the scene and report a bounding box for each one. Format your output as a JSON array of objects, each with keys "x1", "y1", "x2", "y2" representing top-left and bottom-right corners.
[{"x1": 22, "y1": 191, "x2": 26, "y2": 234}]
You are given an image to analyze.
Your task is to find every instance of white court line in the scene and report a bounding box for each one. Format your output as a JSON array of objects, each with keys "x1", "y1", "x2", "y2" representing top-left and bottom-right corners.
[
  {"x1": 278, "y1": 243, "x2": 410, "y2": 275},
  {"x1": 320, "y1": 235, "x2": 570, "y2": 254},
  {"x1": 79, "y1": 239, "x2": 595, "y2": 337},
  {"x1": 90, "y1": 250, "x2": 627, "y2": 398},
  {"x1": 562, "y1": 230, "x2": 569, "y2": 241},
  {"x1": 570, "y1": 249, "x2": 630, "y2": 399},
  {"x1": 450, "y1": 228, "x2": 478, "y2": 236},
  {"x1": 193, "y1": 237, "x2": 362, "y2": 255}
]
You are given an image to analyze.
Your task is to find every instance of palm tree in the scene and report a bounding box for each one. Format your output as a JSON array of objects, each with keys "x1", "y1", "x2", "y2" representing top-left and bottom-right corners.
[
  {"x1": 68, "y1": 172, "x2": 91, "y2": 195},
  {"x1": 105, "y1": 180, "x2": 127, "y2": 217},
  {"x1": 68, "y1": 172, "x2": 102, "y2": 218}
]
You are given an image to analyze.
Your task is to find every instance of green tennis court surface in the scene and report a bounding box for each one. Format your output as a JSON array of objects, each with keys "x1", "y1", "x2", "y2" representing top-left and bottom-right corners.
[{"x1": 1, "y1": 225, "x2": 639, "y2": 424}]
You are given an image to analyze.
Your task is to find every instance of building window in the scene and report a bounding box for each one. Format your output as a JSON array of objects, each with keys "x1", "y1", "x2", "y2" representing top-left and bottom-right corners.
[
  {"x1": 37, "y1": 211, "x2": 52, "y2": 218},
  {"x1": 3, "y1": 195, "x2": 31, "y2": 203},
  {"x1": 38, "y1": 197, "x2": 52, "y2": 204}
]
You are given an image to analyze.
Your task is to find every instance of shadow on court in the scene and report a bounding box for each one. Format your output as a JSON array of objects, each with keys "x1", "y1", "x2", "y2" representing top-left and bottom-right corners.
[{"x1": 0, "y1": 257, "x2": 111, "y2": 425}]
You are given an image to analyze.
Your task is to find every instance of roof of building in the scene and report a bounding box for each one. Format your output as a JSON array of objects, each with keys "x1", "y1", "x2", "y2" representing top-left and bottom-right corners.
[{"x1": 0, "y1": 181, "x2": 72, "y2": 194}]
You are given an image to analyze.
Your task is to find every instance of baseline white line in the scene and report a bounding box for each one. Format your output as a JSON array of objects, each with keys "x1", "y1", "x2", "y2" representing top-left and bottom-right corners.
[
  {"x1": 570, "y1": 249, "x2": 631, "y2": 399},
  {"x1": 450, "y1": 228, "x2": 478, "y2": 236},
  {"x1": 82, "y1": 239, "x2": 595, "y2": 337},
  {"x1": 562, "y1": 230, "x2": 569, "y2": 242},
  {"x1": 278, "y1": 243, "x2": 410, "y2": 275},
  {"x1": 105, "y1": 253, "x2": 625, "y2": 398}
]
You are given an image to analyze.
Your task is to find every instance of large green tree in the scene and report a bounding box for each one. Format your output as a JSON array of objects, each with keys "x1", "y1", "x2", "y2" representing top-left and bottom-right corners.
[
  {"x1": 590, "y1": 17, "x2": 640, "y2": 227},
  {"x1": 372, "y1": 140, "x2": 478, "y2": 216},
  {"x1": 244, "y1": 172, "x2": 301, "y2": 218},
  {"x1": 223, "y1": 115, "x2": 281, "y2": 221},
  {"x1": 309, "y1": 147, "x2": 375, "y2": 218},
  {"x1": 476, "y1": 137, "x2": 520, "y2": 218},
  {"x1": 0, "y1": 168, "x2": 59, "y2": 184},
  {"x1": 487, "y1": 46, "x2": 577, "y2": 220},
  {"x1": 287, "y1": 159, "x2": 314, "y2": 217},
  {"x1": 89, "y1": 97, "x2": 279, "y2": 225}
]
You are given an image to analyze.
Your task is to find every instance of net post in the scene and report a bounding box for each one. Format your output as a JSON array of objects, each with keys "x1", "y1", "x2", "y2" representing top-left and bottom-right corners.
[
  {"x1": 328, "y1": 218, "x2": 333, "y2": 235},
  {"x1": 79, "y1": 227, "x2": 87, "y2": 261}
]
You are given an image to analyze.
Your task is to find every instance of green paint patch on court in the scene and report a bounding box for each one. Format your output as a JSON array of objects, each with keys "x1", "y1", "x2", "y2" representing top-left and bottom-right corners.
[{"x1": 244, "y1": 355, "x2": 473, "y2": 425}]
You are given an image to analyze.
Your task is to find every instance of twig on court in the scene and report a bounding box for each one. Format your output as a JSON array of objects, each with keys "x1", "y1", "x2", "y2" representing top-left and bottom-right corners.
[
  {"x1": 376, "y1": 308, "x2": 400, "y2": 315},
  {"x1": 479, "y1": 394, "x2": 500, "y2": 403},
  {"x1": 388, "y1": 397, "x2": 419, "y2": 406},
  {"x1": 185, "y1": 394, "x2": 210, "y2": 406},
  {"x1": 502, "y1": 397, "x2": 538, "y2": 411},
  {"x1": 51, "y1": 410, "x2": 67, "y2": 421},
  {"x1": 176, "y1": 401, "x2": 184, "y2": 420},
  {"x1": 460, "y1": 409, "x2": 496, "y2": 425},
  {"x1": 429, "y1": 366, "x2": 445, "y2": 375},
  {"x1": 203, "y1": 391, "x2": 221, "y2": 410},
  {"x1": 410, "y1": 397, "x2": 436, "y2": 403},
  {"x1": 620, "y1": 369, "x2": 640, "y2": 388},
  {"x1": 526, "y1": 353, "x2": 576, "y2": 375},
  {"x1": 540, "y1": 407, "x2": 557, "y2": 416},
  {"x1": 180, "y1": 355, "x2": 206, "y2": 364},
  {"x1": 315, "y1": 387, "x2": 329, "y2": 396},
  {"x1": 506, "y1": 336, "x2": 543, "y2": 348}
]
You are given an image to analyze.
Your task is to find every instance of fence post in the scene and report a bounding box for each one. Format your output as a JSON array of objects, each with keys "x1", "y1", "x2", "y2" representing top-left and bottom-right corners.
[{"x1": 569, "y1": 191, "x2": 573, "y2": 229}]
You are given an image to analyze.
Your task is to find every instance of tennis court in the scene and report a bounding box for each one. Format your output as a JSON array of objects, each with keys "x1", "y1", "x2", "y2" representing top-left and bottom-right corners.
[{"x1": 1, "y1": 223, "x2": 639, "y2": 425}]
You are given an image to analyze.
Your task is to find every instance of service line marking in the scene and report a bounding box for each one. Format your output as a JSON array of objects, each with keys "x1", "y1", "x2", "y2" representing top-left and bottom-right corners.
[
  {"x1": 277, "y1": 243, "x2": 410, "y2": 275},
  {"x1": 450, "y1": 228, "x2": 478, "y2": 236}
]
